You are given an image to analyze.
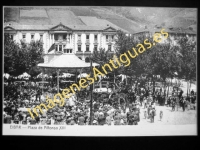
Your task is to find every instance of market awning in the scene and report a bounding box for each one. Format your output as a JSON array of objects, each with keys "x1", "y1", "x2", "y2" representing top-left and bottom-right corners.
[{"x1": 38, "y1": 54, "x2": 99, "y2": 69}]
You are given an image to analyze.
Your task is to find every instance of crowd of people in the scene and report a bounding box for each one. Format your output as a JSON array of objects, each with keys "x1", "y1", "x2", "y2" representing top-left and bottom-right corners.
[{"x1": 3, "y1": 78, "x2": 197, "y2": 125}]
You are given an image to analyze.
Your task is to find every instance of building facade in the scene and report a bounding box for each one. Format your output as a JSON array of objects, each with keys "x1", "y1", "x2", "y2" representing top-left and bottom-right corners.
[
  {"x1": 4, "y1": 22, "x2": 118, "y2": 63},
  {"x1": 4, "y1": 22, "x2": 197, "y2": 65},
  {"x1": 131, "y1": 25, "x2": 197, "y2": 47}
]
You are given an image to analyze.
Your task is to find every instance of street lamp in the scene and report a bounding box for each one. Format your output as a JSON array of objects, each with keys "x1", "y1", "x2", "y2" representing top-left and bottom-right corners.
[{"x1": 89, "y1": 54, "x2": 93, "y2": 125}]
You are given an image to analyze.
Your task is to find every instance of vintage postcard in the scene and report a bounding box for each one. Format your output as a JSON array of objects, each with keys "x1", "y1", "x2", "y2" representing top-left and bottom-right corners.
[{"x1": 3, "y1": 6, "x2": 197, "y2": 136}]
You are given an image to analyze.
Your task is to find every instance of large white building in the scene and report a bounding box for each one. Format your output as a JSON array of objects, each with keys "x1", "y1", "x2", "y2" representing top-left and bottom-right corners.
[
  {"x1": 4, "y1": 22, "x2": 121, "y2": 63},
  {"x1": 4, "y1": 7, "x2": 137, "y2": 64}
]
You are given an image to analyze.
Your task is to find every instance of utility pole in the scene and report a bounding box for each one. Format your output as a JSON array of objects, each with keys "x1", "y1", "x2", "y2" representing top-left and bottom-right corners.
[
  {"x1": 56, "y1": 69, "x2": 60, "y2": 93},
  {"x1": 89, "y1": 55, "x2": 93, "y2": 125}
]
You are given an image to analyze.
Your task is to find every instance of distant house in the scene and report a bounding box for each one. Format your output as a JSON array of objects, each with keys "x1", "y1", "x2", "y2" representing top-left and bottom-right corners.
[{"x1": 130, "y1": 24, "x2": 197, "y2": 47}]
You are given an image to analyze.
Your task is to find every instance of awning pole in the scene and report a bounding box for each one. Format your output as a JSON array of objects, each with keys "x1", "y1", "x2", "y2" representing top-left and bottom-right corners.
[
  {"x1": 114, "y1": 71, "x2": 115, "y2": 90},
  {"x1": 89, "y1": 55, "x2": 93, "y2": 125},
  {"x1": 57, "y1": 69, "x2": 59, "y2": 93},
  {"x1": 42, "y1": 68, "x2": 44, "y2": 94},
  {"x1": 75, "y1": 69, "x2": 77, "y2": 82}
]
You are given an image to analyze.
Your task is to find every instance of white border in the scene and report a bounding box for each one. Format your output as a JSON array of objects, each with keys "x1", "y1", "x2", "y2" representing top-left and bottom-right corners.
[{"x1": 3, "y1": 124, "x2": 197, "y2": 136}]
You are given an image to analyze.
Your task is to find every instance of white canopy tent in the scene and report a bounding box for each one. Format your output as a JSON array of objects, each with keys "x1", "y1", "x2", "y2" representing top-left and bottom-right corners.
[
  {"x1": 3, "y1": 73, "x2": 10, "y2": 79},
  {"x1": 77, "y1": 73, "x2": 88, "y2": 78},
  {"x1": 38, "y1": 54, "x2": 99, "y2": 69},
  {"x1": 38, "y1": 54, "x2": 99, "y2": 93},
  {"x1": 61, "y1": 73, "x2": 75, "y2": 78},
  {"x1": 37, "y1": 73, "x2": 48, "y2": 78},
  {"x1": 18, "y1": 72, "x2": 31, "y2": 79}
]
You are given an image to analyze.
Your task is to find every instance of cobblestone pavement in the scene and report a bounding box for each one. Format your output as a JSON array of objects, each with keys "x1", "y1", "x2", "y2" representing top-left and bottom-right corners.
[{"x1": 138, "y1": 105, "x2": 197, "y2": 125}]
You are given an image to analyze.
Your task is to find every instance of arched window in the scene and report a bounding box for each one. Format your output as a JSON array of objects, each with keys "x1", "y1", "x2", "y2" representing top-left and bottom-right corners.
[{"x1": 85, "y1": 57, "x2": 90, "y2": 63}]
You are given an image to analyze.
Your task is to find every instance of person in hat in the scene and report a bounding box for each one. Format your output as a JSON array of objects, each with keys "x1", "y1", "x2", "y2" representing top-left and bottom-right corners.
[
  {"x1": 147, "y1": 105, "x2": 152, "y2": 119},
  {"x1": 191, "y1": 89, "x2": 194, "y2": 96},
  {"x1": 10, "y1": 105, "x2": 18, "y2": 120},
  {"x1": 114, "y1": 112, "x2": 121, "y2": 125},
  {"x1": 78, "y1": 112, "x2": 85, "y2": 125},
  {"x1": 160, "y1": 110, "x2": 163, "y2": 121},
  {"x1": 4, "y1": 112, "x2": 12, "y2": 124},
  {"x1": 167, "y1": 96, "x2": 171, "y2": 107},
  {"x1": 150, "y1": 107, "x2": 156, "y2": 123},
  {"x1": 105, "y1": 112, "x2": 112, "y2": 125},
  {"x1": 135, "y1": 104, "x2": 140, "y2": 122},
  {"x1": 181, "y1": 97, "x2": 187, "y2": 112},
  {"x1": 22, "y1": 112, "x2": 27, "y2": 124},
  {"x1": 171, "y1": 100, "x2": 176, "y2": 112},
  {"x1": 98, "y1": 111, "x2": 106, "y2": 125},
  {"x1": 140, "y1": 93, "x2": 144, "y2": 106},
  {"x1": 128, "y1": 110, "x2": 136, "y2": 125},
  {"x1": 143, "y1": 96, "x2": 147, "y2": 109}
]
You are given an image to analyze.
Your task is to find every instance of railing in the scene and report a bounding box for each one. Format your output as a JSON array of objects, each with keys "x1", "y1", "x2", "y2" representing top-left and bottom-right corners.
[
  {"x1": 84, "y1": 51, "x2": 91, "y2": 54},
  {"x1": 86, "y1": 39, "x2": 90, "y2": 43},
  {"x1": 76, "y1": 51, "x2": 83, "y2": 54},
  {"x1": 106, "y1": 39, "x2": 114, "y2": 43},
  {"x1": 94, "y1": 39, "x2": 98, "y2": 44}
]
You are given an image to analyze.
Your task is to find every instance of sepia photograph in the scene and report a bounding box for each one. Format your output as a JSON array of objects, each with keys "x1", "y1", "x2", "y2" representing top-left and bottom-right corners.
[{"x1": 3, "y1": 6, "x2": 197, "y2": 136}]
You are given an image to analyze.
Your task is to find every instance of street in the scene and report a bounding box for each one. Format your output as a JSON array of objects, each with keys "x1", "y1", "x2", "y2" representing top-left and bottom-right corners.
[{"x1": 138, "y1": 105, "x2": 197, "y2": 125}]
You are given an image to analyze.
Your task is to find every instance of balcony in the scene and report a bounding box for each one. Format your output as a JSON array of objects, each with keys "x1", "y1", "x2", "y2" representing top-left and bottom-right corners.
[
  {"x1": 76, "y1": 51, "x2": 83, "y2": 55},
  {"x1": 55, "y1": 51, "x2": 63, "y2": 54},
  {"x1": 84, "y1": 51, "x2": 91, "y2": 55},
  {"x1": 106, "y1": 39, "x2": 114, "y2": 43},
  {"x1": 55, "y1": 39, "x2": 67, "y2": 44},
  {"x1": 85, "y1": 39, "x2": 90, "y2": 44},
  {"x1": 93, "y1": 39, "x2": 98, "y2": 44},
  {"x1": 77, "y1": 39, "x2": 82, "y2": 44}
]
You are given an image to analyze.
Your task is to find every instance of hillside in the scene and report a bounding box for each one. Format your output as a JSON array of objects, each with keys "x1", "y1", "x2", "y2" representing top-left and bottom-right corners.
[
  {"x1": 101, "y1": 7, "x2": 197, "y2": 29},
  {"x1": 4, "y1": 6, "x2": 197, "y2": 32}
]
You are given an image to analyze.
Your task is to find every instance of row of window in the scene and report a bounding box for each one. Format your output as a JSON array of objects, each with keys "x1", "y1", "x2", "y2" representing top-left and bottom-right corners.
[
  {"x1": 11, "y1": 33, "x2": 114, "y2": 43},
  {"x1": 54, "y1": 44, "x2": 112, "y2": 53},
  {"x1": 22, "y1": 33, "x2": 43, "y2": 40},
  {"x1": 106, "y1": 35, "x2": 114, "y2": 42},
  {"x1": 77, "y1": 34, "x2": 114, "y2": 42},
  {"x1": 78, "y1": 34, "x2": 98, "y2": 41},
  {"x1": 77, "y1": 44, "x2": 112, "y2": 52}
]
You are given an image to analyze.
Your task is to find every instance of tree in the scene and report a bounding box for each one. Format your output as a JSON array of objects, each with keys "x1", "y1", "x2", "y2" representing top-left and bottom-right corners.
[
  {"x1": 92, "y1": 48, "x2": 114, "y2": 65},
  {"x1": 176, "y1": 36, "x2": 196, "y2": 96},
  {"x1": 114, "y1": 30, "x2": 156, "y2": 86},
  {"x1": 4, "y1": 34, "x2": 44, "y2": 77},
  {"x1": 113, "y1": 30, "x2": 189, "y2": 95},
  {"x1": 24, "y1": 40, "x2": 44, "y2": 77},
  {"x1": 4, "y1": 34, "x2": 27, "y2": 76}
]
